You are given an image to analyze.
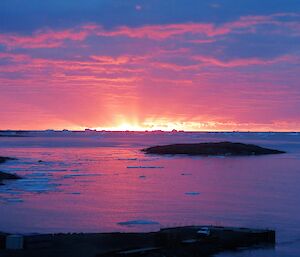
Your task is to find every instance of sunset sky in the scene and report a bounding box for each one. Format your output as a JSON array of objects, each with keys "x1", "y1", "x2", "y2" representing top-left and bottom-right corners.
[{"x1": 1, "y1": 0, "x2": 300, "y2": 131}]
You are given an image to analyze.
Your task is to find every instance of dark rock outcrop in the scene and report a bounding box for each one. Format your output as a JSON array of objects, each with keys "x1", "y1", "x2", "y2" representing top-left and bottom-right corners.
[
  {"x1": 142, "y1": 142, "x2": 285, "y2": 156},
  {"x1": 0, "y1": 156, "x2": 17, "y2": 164},
  {"x1": 0, "y1": 171, "x2": 21, "y2": 180},
  {"x1": 0, "y1": 156, "x2": 20, "y2": 184}
]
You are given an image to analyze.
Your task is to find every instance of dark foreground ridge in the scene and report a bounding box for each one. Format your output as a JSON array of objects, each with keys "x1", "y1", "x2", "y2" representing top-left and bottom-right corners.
[
  {"x1": 142, "y1": 142, "x2": 285, "y2": 156},
  {"x1": 0, "y1": 157, "x2": 20, "y2": 185},
  {"x1": 0, "y1": 226, "x2": 275, "y2": 257}
]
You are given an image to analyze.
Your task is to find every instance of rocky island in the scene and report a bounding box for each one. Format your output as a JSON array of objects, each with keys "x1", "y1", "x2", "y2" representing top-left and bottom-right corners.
[
  {"x1": 142, "y1": 142, "x2": 285, "y2": 156},
  {"x1": 0, "y1": 156, "x2": 20, "y2": 185}
]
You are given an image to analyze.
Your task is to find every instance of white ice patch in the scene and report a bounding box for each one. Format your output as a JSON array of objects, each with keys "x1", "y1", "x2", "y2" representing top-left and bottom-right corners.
[
  {"x1": 185, "y1": 192, "x2": 200, "y2": 196},
  {"x1": 2, "y1": 198, "x2": 24, "y2": 203},
  {"x1": 26, "y1": 172, "x2": 53, "y2": 177},
  {"x1": 137, "y1": 158, "x2": 160, "y2": 162},
  {"x1": 117, "y1": 158, "x2": 138, "y2": 161},
  {"x1": 63, "y1": 173, "x2": 102, "y2": 179},
  {"x1": 127, "y1": 166, "x2": 164, "y2": 169}
]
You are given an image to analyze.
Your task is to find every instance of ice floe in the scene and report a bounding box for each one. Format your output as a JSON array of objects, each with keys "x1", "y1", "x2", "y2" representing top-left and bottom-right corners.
[
  {"x1": 127, "y1": 166, "x2": 164, "y2": 169},
  {"x1": 185, "y1": 192, "x2": 200, "y2": 196},
  {"x1": 117, "y1": 158, "x2": 138, "y2": 161},
  {"x1": 63, "y1": 173, "x2": 102, "y2": 179},
  {"x1": 3, "y1": 198, "x2": 24, "y2": 203}
]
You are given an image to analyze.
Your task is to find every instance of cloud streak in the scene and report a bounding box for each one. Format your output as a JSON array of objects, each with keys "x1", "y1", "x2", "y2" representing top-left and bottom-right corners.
[
  {"x1": 0, "y1": 8, "x2": 300, "y2": 131},
  {"x1": 0, "y1": 13, "x2": 299, "y2": 49}
]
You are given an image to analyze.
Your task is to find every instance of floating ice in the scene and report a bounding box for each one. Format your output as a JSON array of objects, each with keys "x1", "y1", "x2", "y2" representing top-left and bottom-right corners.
[
  {"x1": 21, "y1": 178, "x2": 51, "y2": 183},
  {"x1": 21, "y1": 183, "x2": 60, "y2": 193},
  {"x1": 288, "y1": 132, "x2": 299, "y2": 136},
  {"x1": 63, "y1": 173, "x2": 102, "y2": 179},
  {"x1": 127, "y1": 166, "x2": 164, "y2": 169},
  {"x1": 137, "y1": 158, "x2": 160, "y2": 162},
  {"x1": 6, "y1": 191, "x2": 21, "y2": 195},
  {"x1": 4, "y1": 198, "x2": 24, "y2": 203},
  {"x1": 27, "y1": 173, "x2": 53, "y2": 177},
  {"x1": 117, "y1": 220, "x2": 160, "y2": 226},
  {"x1": 117, "y1": 158, "x2": 138, "y2": 161},
  {"x1": 185, "y1": 192, "x2": 200, "y2": 196},
  {"x1": 38, "y1": 169, "x2": 68, "y2": 172}
]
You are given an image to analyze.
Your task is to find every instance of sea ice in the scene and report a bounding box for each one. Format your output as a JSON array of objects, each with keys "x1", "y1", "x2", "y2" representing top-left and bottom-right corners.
[
  {"x1": 4, "y1": 198, "x2": 24, "y2": 203},
  {"x1": 27, "y1": 173, "x2": 53, "y2": 177},
  {"x1": 127, "y1": 166, "x2": 164, "y2": 169},
  {"x1": 63, "y1": 173, "x2": 102, "y2": 179},
  {"x1": 185, "y1": 192, "x2": 200, "y2": 196},
  {"x1": 117, "y1": 158, "x2": 138, "y2": 161}
]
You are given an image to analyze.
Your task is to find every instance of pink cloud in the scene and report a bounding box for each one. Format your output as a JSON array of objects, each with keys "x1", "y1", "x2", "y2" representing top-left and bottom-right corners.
[
  {"x1": 0, "y1": 12, "x2": 298, "y2": 50},
  {"x1": 0, "y1": 29, "x2": 89, "y2": 49},
  {"x1": 92, "y1": 13, "x2": 298, "y2": 39},
  {"x1": 0, "y1": 52, "x2": 29, "y2": 61},
  {"x1": 90, "y1": 55, "x2": 147, "y2": 65},
  {"x1": 192, "y1": 55, "x2": 300, "y2": 68}
]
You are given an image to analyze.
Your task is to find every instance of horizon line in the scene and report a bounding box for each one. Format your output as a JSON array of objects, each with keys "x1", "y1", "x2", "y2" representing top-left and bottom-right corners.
[{"x1": 0, "y1": 129, "x2": 299, "y2": 133}]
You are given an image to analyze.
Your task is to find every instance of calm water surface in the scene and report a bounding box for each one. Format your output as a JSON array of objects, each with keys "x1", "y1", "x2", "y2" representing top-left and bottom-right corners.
[{"x1": 0, "y1": 132, "x2": 299, "y2": 257}]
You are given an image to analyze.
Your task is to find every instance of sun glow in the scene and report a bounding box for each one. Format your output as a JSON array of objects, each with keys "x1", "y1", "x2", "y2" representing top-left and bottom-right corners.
[
  {"x1": 92, "y1": 118, "x2": 209, "y2": 132},
  {"x1": 88, "y1": 118, "x2": 299, "y2": 132},
  {"x1": 112, "y1": 123, "x2": 145, "y2": 131},
  {"x1": 93, "y1": 122, "x2": 145, "y2": 132}
]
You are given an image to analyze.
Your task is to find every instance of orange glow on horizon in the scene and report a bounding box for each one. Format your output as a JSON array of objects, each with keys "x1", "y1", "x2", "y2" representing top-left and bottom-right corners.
[{"x1": 88, "y1": 118, "x2": 300, "y2": 132}]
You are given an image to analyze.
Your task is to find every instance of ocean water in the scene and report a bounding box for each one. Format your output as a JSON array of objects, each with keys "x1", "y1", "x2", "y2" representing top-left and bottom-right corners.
[{"x1": 0, "y1": 132, "x2": 300, "y2": 256}]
